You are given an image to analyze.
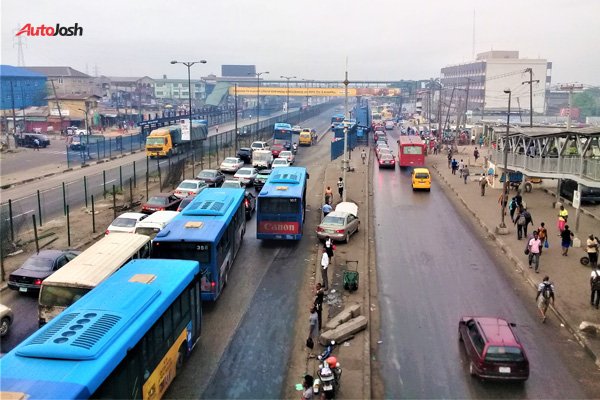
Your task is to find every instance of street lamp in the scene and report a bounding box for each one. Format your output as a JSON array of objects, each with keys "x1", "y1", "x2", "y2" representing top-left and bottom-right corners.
[
  {"x1": 499, "y1": 88, "x2": 512, "y2": 230},
  {"x1": 280, "y1": 75, "x2": 296, "y2": 121},
  {"x1": 171, "y1": 60, "x2": 207, "y2": 169},
  {"x1": 249, "y1": 71, "x2": 269, "y2": 139}
]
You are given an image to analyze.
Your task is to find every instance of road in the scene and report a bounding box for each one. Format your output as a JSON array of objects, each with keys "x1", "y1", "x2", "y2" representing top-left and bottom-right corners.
[{"x1": 373, "y1": 126, "x2": 597, "y2": 398}]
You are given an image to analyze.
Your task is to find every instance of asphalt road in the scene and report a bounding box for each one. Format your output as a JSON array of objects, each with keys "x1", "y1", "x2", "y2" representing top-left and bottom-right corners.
[{"x1": 374, "y1": 127, "x2": 595, "y2": 398}]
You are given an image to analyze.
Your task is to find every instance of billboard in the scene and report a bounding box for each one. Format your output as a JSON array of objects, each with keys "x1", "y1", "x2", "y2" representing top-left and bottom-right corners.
[{"x1": 229, "y1": 87, "x2": 357, "y2": 96}]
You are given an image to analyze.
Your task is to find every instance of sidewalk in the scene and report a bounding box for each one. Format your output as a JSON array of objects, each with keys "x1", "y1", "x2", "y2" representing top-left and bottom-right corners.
[
  {"x1": 429, "y1": 145, "x2": 600, "y2": 367},
  {"x1": 285, "y1": 133, "x2": 372, "y2": 398}
]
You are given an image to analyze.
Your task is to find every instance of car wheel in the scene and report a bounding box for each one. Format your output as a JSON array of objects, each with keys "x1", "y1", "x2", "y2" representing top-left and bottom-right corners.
[
  {"x1": 0, "y1": 317, "x2": 10, "y2": 337},
  {"x1": 469, "y1": 362, "x2": 476, "y2": 376},
  {"x1": 345, "y1": 233, "x2": 350, "y2": 244}
]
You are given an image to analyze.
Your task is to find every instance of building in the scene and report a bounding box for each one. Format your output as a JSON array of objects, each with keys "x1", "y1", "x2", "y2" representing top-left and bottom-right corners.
[
  {"x1": 46, "y1": 94, "x2": 101, "y2": 131},
  {"x1": 96, "y1": 76, "x2": 155, "y2": 109},
  {"x1": 440, "y1": 51, "x2": 551, "y2": 118},
  {"x1": 25, "y1": 66, "x2": 97, "y2": 97},
  {"x1": 0, "y1": 65, "x2": 47, "y2": 110},
  {"x1": 153, "y1": 75, "x2": 205, "y2": 104}
]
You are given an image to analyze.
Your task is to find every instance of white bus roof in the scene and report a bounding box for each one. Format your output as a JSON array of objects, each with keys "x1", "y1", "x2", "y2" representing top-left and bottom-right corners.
[{"x1": 41, "y1": 233, "x2": 151, "y2": 288}]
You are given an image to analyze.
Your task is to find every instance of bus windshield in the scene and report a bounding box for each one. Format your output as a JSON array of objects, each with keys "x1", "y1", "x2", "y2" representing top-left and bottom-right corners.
[
  {"x1": 39, "y1": 285, "x2": 90, "y2": 307},
  {"x1": 258, "y1": 197, "x2": 300, "y2": 214}
]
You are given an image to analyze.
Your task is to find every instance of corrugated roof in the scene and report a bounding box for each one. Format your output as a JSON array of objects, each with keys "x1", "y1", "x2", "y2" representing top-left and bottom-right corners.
[
  {"x1": 205, "y1": 82, "x2": 230, "y2": 106},
  {"x1": 26, "y1": 66, "x2": 90, "y2": 78},
  {"x1": 0, "y1": 65, "x2": 46, "y2": 78}
]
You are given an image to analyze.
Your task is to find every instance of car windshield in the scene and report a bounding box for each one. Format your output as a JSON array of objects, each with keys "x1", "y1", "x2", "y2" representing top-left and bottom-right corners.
[
  {"x1": 178, "y1": 181, "x2": 199, "y2": 189},
  {"x1": 198, "y1": 171, "x2": 215, "y2": 178},
  {"x1": 23, "y1": 256, "x2": 54, "y2": 271},
  {"x1": 280, "y1": 152, "x2": 291, "y2": 157},
  {"x1": 273, "y1": 159, "x2": 287, "y2": 164},
  {"x1": 237, "y1": 170, "x2": 252, "y2": 175},
  {"x1": 222, "y1": 182, "x2": 240, "y2": 188},
  {"x1": 322, "y1": 216, "x2": 345, "y2": 226},
  {"x1": 415, "y1": 173, "x2": 429, "y2": 179},
  {"x1": 148, "y1": 196, "x2": 168, "y2": 205},
  {"x1": 484, "y1": 346, "x2": 525, "y2": 362},
  {"x1": 251, "y1": 142, "x2": 263, "y2": 148},
  {"x1": 111, "y1": 217, "x2": 138, "y2": 228}
]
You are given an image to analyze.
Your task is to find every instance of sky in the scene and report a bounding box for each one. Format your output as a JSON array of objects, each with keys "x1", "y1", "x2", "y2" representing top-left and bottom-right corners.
[{"x1": 1, "y1": 0, "x2": 599, "y2": 85}]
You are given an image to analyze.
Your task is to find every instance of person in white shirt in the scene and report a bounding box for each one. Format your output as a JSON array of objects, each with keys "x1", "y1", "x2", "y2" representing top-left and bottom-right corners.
[
  {"x1": 590, "y1": 268, "x2": 600, "y2": 309},
  {"x1": 321, "y1": 250, "x2": 330, "y2": 291},
  {"x1": 586, "y1": 234, "x2": 598, "y2": 268}
]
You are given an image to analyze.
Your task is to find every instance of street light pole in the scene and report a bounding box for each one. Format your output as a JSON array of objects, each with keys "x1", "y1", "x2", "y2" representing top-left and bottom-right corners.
[
  {"x1": 234, "y1": 83, "x2": 238, "y2": 152},
  {"x1": 249, "y1": 71, "x2": 269, "y2": 140},
  {"x1": 280, "y1": 75, "x2": 296, "y2": 121},
  {"x1": 171, "y1": 59, "x2": 207, "y2": 168},
  {"x1": 301, "y1": 78, "x2": 313, "y2": 109},
  {"x1": 499, "y1": 89, "x2": 511, "y2": 229}
]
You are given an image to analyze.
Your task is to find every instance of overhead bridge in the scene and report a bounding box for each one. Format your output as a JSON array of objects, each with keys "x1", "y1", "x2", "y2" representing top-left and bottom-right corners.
[{"x1": 488, "y1": 126, "x2": 600, "y2": 188}]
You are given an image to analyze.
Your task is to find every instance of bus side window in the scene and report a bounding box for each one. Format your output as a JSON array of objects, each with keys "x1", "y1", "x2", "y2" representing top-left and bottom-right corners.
[
  {"x1": 172, "y1": 296, "x2": 182, "y2": 330},
  {"x1": 163, "y1": 307, "x2": 173, "y2": 347}
]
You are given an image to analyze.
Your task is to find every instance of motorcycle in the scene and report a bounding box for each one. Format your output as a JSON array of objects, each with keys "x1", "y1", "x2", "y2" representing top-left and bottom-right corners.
[
  {"x1": 314, "y1": 341, "x2": 342, "y2": 399},
  {"x1": 292, "y1": 142, "x2": 298, "y2": 154}
]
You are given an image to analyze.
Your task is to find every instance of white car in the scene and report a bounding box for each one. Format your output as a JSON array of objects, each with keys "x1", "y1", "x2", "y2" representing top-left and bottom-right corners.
[
  {"x1": 220, "y1": 157, "x2": 245, "y2": 173},
  {"x1": 106, "y1": 212, "x2": 148, "y2": 235},
  {"x1": 271, "y1": 158, "x2": 291, "y2": 169},
  {"x1": 250, "y1": 141, "x2": 269, "y2": 151},
  {"x1": 174, "y1": 179, "x2": 207, "y2": 198},
  {"x1": 234, "y1": 167, "x2": 258, "y2": 187},
  {"x1": 221, "y1": 180, "x2": 244, "y2": 189},
  {"x1": 384, "y1": 120, "x2": 395, "y2": 130},
  {"x1": 279, "y1": 150, "x2": 295, "y2": 164}
]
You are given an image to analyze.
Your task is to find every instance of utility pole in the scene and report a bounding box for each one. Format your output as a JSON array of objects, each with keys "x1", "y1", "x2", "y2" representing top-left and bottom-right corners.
[
  {"x1": 522, "y1": 68, "x2": 540, "y2": 127},
  {"x1": 437, "y1": 85, "x2": 443, "y2": 135},
  {"x1": 9, "y1": 81, "x2": 16, "y2": 147},
  {"x1": 463, "y1": 79, "x2": 471, "y2": 129},
  {"x1": 50, "y1": 79, "x2": 64, "y2": 134},
  {"x1": 444, "y1": 86, "x2": 456, "y2": 132},
  {"x1": 560, "y1": 83, "x2": 583, "y2": 130},
  {"x1": 234, "y1": 83, "x2": 238, "y2": 152},
  {"x1": 342, "y1": 70, "x2": 350, "y2": 203}
]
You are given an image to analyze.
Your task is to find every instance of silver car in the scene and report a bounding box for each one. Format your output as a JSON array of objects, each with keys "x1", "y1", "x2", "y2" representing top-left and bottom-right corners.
[
  {"x1": 0, "y1": 304, "x2": 14, "y2": 337},
  {"x1": 316, "y1": 202, "x2": 360, "y2": 243}
]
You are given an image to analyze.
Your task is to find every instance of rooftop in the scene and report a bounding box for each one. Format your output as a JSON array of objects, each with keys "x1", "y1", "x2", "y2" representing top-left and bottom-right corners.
[
  {"x1": 26, "y1": 66, "x2": 90, "y2": 78},
  {"x1": 0, "y1": 65, "x2": 46, "y2": 79}
]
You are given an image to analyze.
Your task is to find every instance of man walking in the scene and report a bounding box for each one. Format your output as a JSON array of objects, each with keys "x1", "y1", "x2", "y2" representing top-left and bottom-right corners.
[
  {"x1": 33, "y1": 138, "x2": 40, "y2": 151},
  {"x1": 474, "y1": 147, "x2": 480, "y2": 163},
  {"x1": 337, "y1": 177, "x2": 344, "y2": 200},
  {"x1": 537, "y1": 222, "x2": 548, "y2": 255},
  {"x1": 586, "y1": 234, "x2": 598, "y2": 268},
  {"x1": 528, "y1": 231, "x2": 542, "y2": 272},
  {"x1": 308, "y1": 306, "x2": 319, "y2": 352},
  {"x1": 322, "y1": 203, "x2": 332, "y2": 217},
  {"x1": 321, "y1": 249, "x2": 330, "y2": 291},
  {"x1": 451, "y1": 158, "x2": 458, "y2": 175},
  {"x1": 314, "y1": 282, "x2": 325, "y2": 330},
  {"x1": 514, "y1": 206, "x2": 533, "y2": 240},
  {"x1": 591, "y1": 267, "x2": 600, "y2": 309},
  {"x1": 361, "y1": 148, "x2": 366, "y2": 164},
  {"x1": 535, "y1": 276, "x2": 555, "y2": 323},
  {"x1": 479, "y1": 176, "x2": 488, "y2": 196},
  {"x1": 462, "y1": 165, "x2": 470, "y2": 184},
  {"x1": 561, "y1": 225, "x2": 574, "y2": 256},
  {"x1": 458, "y1": 159, "x2": 465, "y2": 177}
]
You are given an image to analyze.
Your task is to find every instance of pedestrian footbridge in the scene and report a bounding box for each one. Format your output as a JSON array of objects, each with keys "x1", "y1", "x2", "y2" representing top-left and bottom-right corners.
[{"x1": 488, "y1": 127, "x2": 600, "y2": 188}]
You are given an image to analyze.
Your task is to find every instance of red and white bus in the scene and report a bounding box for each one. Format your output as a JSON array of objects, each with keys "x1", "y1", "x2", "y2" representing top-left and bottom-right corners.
[{"x1": 397, "y1": 136, "x2": 426, "y2": 167}]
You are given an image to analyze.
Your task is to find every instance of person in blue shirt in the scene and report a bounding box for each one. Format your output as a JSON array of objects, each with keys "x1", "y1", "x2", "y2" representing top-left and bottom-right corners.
[{"x1": 322, "y1": 203, "x2": 333, "y2": 217}]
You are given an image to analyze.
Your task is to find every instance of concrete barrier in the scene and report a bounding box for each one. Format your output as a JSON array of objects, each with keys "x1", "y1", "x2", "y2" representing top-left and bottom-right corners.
[
  {"x1": 324, "y1": 303, "x2": 362, "y2": 331},
  {"x1": 320, "y1": 315, "x2": 368, "y2": 346}
]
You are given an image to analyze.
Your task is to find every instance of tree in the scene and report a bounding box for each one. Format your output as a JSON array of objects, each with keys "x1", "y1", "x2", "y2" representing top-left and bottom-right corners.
[{"x1": 573, "y1": 88, "x2": 600, "y2": 118}]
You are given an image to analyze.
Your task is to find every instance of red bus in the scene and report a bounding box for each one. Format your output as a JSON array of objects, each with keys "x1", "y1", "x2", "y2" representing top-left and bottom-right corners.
[{"x1": 397, "y1": 136, "x2": 426, "y2": 167}]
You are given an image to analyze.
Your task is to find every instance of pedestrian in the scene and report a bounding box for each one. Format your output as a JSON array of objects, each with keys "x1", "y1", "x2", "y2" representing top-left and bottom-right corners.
[
  {"x1": 462, "y1": 165, "x2": 470, "y2": 184},
  {"x1": 314, "y1": 282, "x2": 325, "y2": 331},
  {"x1": 301, "y1": 374, "x2": 314, "y2": 400},
  {"x1": 557, "y1": 205, "x2": 568, "y2": 234},
  {"x1": 458, "y1": 159, "x2": 465, "y2": 177},
  {"x1": 337, "y1": 177, "x2": 344, "y2": 199},
  {"x1": 451, "y1": 158, "x2": 458, "y2": 175},
  {"x1": 322, "y1": 203, "x2": 332, "y2": 217},
  {"x1": 586, "y1": 234, "x2": 599, "y2": 268},
  {"x1": 479, "y1": 176, "x2": 488, "y2": 196},
  {"x1": 527, "y1": 231, "x2": 542, "y2": 272},
  {"x1": 324, "y1": 186, "x2": 333, "y2": 205},
  {"x1": 514, "y1": 190, "x2": 523, "y2": 209},
  {"x1": 509, "y1": 197, "x2": 518, "y2": 222},
  {"x1": 361, "y1": 148, "x2": 366, "y2": 164},
  {"x1": 474, "y1": 147, "x2": 480, "y2": 163},
  {"x1": 514, "y1": 206, "x2": 533, "y2": 240},
  {"x1": 537, "y1": 222, "x2": 548, "y2": 255},
  {"x1": 33, "y1": 138, "x2": 40, "y2": 151},
  {"x1": 447, "y1": 152, "x2": 452, "y2": 169},
  {"x1": 308, "y1": 305, "x2": 319, "y2": 352},
  {"x1": 498, "y1": 192, "x2": 508, "y2": 216},
  {"x1": 591, "y1": 267, "x2": 600, "y2": 309},
  {"x1": 535, "y1": 276, "x2": 555, "y2": 323},
  {"x1": 321, "y1": 249, "x2": 330, "y2": 291},
  {"x1": 216, "y1": 125, "x2": 219, "y2": 134},
  {"x1": 560, "y1": 225, "x2": 574, "y2": 256}
]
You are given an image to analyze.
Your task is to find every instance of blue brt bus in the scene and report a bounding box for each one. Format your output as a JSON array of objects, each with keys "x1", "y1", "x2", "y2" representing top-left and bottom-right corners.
[
  {"x1": 0, "y1": 259, "x2": 202, "y2": 400},
  {"x1": 152, "y1": 188, "x2": 246, "y2": 301},
  {"x1": 256, "y1": 166, "x2": 309, "y2": 240}
]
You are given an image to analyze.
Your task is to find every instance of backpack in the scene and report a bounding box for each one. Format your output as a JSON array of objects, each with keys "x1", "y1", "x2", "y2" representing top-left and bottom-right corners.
[
  {"x1": 517, "y1": 214, "x2": 526, "y2": 226},
  {"x1": 542, "y1": 283, "x2": 553, "y2": 299},
  {"x1": 592, "y1": 270, "x2": 600, "y2": 291}
]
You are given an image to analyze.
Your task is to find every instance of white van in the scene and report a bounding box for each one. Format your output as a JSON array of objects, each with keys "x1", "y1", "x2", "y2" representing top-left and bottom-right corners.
[{"x1": 134, "y1": 210, "x2": 179, "y2": 238}]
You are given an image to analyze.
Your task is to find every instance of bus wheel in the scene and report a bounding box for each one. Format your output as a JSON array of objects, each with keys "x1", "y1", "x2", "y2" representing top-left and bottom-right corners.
[{"x1": 176, "y1": 344, "x2": 186, "y2": 371}]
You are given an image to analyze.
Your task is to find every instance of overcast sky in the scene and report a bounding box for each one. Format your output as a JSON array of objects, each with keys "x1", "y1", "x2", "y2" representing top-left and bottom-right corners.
[{"x1": 2, "y1": 0, "x2": 599, "y2": 85}]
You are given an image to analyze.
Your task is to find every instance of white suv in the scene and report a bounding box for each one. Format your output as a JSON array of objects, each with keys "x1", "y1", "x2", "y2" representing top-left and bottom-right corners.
[{"x1": 251, "y1": 141, "x2": 269, "y2": 151}]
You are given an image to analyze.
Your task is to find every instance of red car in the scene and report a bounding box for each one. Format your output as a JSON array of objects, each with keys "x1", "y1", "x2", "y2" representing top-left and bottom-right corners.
[
  {"x1": 458, "y1": 316, "x2": 529, "y2": 381},
  {"x1": 141, "y1": 193, "x2": 182, "y2": 214}
]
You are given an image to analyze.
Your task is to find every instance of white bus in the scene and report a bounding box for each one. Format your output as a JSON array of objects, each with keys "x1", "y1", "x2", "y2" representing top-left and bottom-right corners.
[
  {"x1": 37, "y1": 233, "x2": 151, "y2": 326},
  {"x1": 133, "y1": 210, "x2": 179, "y2": 238}
]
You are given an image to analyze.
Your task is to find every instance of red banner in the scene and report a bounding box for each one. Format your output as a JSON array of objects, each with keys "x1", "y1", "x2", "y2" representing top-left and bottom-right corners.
[{"x1": 258, "y1": 221, "x2": 300, "y2": 234}]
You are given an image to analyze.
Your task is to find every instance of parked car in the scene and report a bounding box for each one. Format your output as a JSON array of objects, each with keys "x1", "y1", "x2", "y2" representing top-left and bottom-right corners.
[
  {"x1": 220, "y1": 157, "x2": 245, "y2": 173},
  {"x1": 221, "y1": 180, "x2": 244, "y2": 189},
  {"x1": 244, "y1": 192, "x2": 257, "y2": 220},
  {"x1": 271, "y1": 158, "x2": 291, "y2": 169},
  {"x1": 251, "y1": 141, "x2": 269, "y2": 151},
  {"x1": 458, "y1": 316, "x2": 529, "y2": 381},
  {"x1": 176, "y1": 195, "x2": 196, "y2": 212},
  {"x1": 16, "y1": 133, "x2": 50, "y2": 148},
  {"x1": 316, "y1": 202, "x2": 360, "y2": 243},
  {"x1": 279, "y1": 150, "x2": 295, "y2": 165},
  {"x1": 174, "y1": 179, "x2": 207, "y2": 198},
  {"x1": 196, "y1": 169, "x2": 225, "y2": 187},
  {"x1": 106, "y1": 212, "x2": 148, "y2": 234},
  {"x1": 560, "y1": 178, "x2": 600, "y2": 204},
  {"x1": 141, "y1": 193, "x2": 182, "y2": 214},
  {"x1": 7, "y1": 250, "x2": 80, "y2": 293},
  {"x1": 378, "y1": 153, "x2": 396, "y2": 168},
  {"x1": 237, "y1": 147, "x2": 253, "y2": 163},
  {"x1": 254, "y1": 169, "x2": 272, "y2": 191},
  {"x1": 0, "y1": 304, "x2": 13, "y2": 337},
  {"x1": 234, "y1": 167, "x2": 258, "y2": 187}
]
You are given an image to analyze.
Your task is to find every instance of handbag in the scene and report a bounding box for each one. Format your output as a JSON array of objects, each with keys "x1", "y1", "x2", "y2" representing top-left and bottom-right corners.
[
  {"x1": 306, "y1": 337, "x2": 314, "y2": 349},
  {"x1": 524, "y1": 248, "x2": 530, "y2": 255},
  {"x1": 544, "y1": 240, "x2": 549, "y2": 248}
]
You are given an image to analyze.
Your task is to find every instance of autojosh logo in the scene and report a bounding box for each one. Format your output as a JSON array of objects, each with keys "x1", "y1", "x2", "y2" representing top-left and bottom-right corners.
[{"x1": 16, "y1": 23, "x2": 83, "y2": 37}]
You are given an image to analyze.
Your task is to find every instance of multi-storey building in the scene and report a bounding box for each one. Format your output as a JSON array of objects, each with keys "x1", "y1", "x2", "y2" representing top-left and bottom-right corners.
[
  {"x1": 440, "y1": 51, "x2": 551, "y2": 118},
  {"x1": 153, "y1": 75, "x2": 205, "y2": 104},
  {"x1": 25, "y1": 66, "x2": 97, "y2": 97},
  {"x1": 0, "y1": 65, "x2": 47, "y2": 110}
]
